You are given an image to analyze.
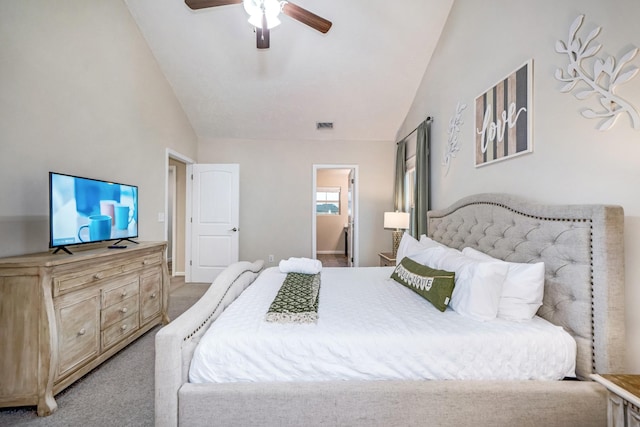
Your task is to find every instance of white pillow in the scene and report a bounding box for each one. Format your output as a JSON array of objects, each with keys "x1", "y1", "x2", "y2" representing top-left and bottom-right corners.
[
  {"x1": 422, "y1": 246, "x2": 508, "y2": 321},
  {"x1": 419, "y1": 234, "x2": 447, "y2": 249},
  {"x1": 395, "y1": 233, "x2": 443, "y2": 265},
  {"x1": 408, "y1": 245, "x2": 458, "y2": 267},
  {"x1": 462, "y1": 247, "x2": 545, "y2": 321}
]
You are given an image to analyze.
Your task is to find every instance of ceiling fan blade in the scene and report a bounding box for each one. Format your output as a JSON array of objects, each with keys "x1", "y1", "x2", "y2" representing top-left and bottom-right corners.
[
  {"x1": 256, "y1": 13, "x2": 270, "y2": 49},
  {"x1": 184, "y1": 0, "x2": 242, "y2": 10},
  {"x1": 281, "y1": 2, "x2": 332, "y2": 34}
]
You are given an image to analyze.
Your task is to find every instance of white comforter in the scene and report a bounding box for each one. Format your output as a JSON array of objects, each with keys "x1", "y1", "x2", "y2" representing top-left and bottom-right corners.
[{"x1": 189, "y1": 266, "x2": 576, "y2": 383}]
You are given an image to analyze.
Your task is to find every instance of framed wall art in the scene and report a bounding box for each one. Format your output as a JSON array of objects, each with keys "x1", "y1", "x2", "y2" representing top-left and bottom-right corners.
[{"x1": 474, "y1": 59, "x2": 532, "y2": 167}]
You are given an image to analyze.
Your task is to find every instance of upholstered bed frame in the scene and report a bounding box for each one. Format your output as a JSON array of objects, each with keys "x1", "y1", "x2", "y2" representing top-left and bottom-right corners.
[{"x1": 155, "y1": 193, "x2": 625, "y2": 427}]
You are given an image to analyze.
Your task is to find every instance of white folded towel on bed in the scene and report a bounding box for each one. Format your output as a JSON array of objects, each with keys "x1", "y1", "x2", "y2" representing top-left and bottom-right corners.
[{"x1": 279, "y1": 257, "x2": 323, "y2": 274}]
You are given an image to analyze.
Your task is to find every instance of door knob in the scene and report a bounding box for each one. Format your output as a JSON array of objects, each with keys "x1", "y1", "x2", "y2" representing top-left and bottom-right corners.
[{"x1": 230, "y1": 227, "x2": 238, "y2": 232}]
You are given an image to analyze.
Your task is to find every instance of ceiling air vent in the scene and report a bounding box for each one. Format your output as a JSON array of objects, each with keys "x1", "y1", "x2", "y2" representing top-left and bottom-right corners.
[{"x1": 316, "y1": 122, "x2": 334, "y2": 130}]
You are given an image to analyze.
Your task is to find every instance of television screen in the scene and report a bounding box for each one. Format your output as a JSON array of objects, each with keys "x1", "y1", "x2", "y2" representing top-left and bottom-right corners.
[{"x1": 49, "y1": 172, "x2": 138, "y2": 250}]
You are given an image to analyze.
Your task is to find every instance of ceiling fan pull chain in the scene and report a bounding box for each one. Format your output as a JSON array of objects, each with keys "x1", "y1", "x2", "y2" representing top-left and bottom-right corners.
[{"x1": 257, "y1": 11, "x2": 270, "y2": 48}]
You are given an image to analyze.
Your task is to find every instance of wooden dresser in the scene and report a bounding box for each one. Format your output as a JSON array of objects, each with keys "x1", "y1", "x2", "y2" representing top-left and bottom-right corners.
[{"x1": 0, "y1": 241, "x2": 169, "y2": 416}]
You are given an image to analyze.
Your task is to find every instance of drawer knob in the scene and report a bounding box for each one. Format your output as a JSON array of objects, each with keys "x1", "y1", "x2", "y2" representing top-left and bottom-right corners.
[
  {"x1": 143, "y1": 259, "x2": 150, "y2": 265},
  {"x1": 120, "y1": 324, "x2": 128, "y2": 331},
  {"x1": 78, "y1": 328, "x2": 86, "y2": 336},
  {"x1": 93, "y1": 273, "x2": 104, "y2": 280},
  {"x1": 120, "y1": 307, "x2": 128, "y2": 314},
  {"x1": 150, "y1": 292, "x2": 157, "y2": 299},
  {"x1": 121, "y1": 290, "x2": 128, "y2": 297}
]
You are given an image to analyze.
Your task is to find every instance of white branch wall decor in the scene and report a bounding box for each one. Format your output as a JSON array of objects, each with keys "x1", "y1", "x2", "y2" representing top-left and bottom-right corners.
[
  {"x1": 555, "y1": 14, "x2": 640, "y2": 131},
  {"x1": 443, "y1": 102, "x2": 466, "y2": 175}
]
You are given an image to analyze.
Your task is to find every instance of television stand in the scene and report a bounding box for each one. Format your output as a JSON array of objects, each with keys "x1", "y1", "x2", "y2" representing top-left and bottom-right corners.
[
  {"x1": 52, "y1": 246, "x2": 73, "y2": 255},
  {"x1": 0, "y1": 242, "x2": 169, "y2": 416},
  {"x1": 112, "y1": 238, "x2": 139, "y2": 246}
]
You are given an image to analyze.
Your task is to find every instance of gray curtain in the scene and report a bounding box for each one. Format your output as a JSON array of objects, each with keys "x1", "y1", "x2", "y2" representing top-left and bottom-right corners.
[
  {"x1": 411, "y1": 119, "x2": 431, "y2": 237},
  {"x1": 393, "y1": 140, "x2": 406, "y2": 212}
]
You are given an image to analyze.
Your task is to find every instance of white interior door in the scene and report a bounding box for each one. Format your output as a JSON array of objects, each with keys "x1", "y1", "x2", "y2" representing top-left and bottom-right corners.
[{"x1": 189, "y1": 164, "x2": 239, "y2": 283}]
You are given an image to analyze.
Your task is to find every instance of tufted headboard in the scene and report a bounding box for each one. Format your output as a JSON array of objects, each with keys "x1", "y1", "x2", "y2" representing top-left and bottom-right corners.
[{"x1": 427, "y1": 193, "x2": 625, "y2": 380}]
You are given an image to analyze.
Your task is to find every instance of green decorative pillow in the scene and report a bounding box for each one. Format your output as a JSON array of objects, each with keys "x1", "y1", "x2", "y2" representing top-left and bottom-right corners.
[{"x1": 390, "y1": 257, "x2": 455, "y2": 312}]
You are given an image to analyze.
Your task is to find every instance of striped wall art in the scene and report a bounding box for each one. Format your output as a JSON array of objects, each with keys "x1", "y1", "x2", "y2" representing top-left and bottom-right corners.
[{"x1": 474, "y1": 60, "x2": 532, "y2": 167}]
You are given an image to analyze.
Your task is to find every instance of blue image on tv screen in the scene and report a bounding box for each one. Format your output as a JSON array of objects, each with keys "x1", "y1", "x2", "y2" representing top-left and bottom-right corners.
[{"x1": 50, "y1": 173, "x2": 138, "y2": 247}]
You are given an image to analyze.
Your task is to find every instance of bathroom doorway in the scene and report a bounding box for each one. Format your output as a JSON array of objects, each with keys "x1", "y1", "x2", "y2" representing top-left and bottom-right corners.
[{"x1": 312, "y1": 164, "x2": 358, "y2": 267}]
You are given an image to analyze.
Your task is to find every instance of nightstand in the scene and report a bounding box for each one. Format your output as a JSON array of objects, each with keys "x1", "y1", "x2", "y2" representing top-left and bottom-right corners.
[
  {"x1": 378, "y1": 252, "x2": 396, "y2": 267},
  {"x1": 591, "y1": 374, "x2": 640, "y2": 427}
]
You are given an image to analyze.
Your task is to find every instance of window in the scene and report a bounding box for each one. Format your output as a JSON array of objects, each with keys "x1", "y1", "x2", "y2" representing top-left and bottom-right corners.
[
  {"x1": 404, "y1": 167, "x2": 416, "y2": 236},
  {"x1": 405, "y1": 167, "x2": 415, "y2": 212},
  {"x1": 404, "y1": 134, "x2": 417, "y2": 236},
  {"x1": 316, "y1": 187, "x2": 340, "y2": 215}
]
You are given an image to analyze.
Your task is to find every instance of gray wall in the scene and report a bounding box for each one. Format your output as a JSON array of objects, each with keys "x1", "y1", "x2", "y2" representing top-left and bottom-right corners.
[
  {"x1": 198, "y1": 138, "x2": 395, "y2": 267},
  {"x1": 0, "y1": 1, "x2": 198, "y2": 258},
  {"x1": 399, "y1": 0, "x2": 640, "y2": 372}
]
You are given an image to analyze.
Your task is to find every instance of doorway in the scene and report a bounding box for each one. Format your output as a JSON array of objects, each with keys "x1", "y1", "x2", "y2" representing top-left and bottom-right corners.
[
  {"x1": 165, "y1": 149, "x2": 194, "y2": 279},
  {"x1": 312, "y1": 164, "x2": 358, "y2": 267},
  {"x1": 167, "y1": 165, "x2": 176, "y2": 274}
]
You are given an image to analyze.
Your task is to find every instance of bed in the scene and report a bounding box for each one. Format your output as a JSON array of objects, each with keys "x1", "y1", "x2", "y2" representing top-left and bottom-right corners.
[{"x1": 155, "y1": 193, "x2": 626, "y2": 427}]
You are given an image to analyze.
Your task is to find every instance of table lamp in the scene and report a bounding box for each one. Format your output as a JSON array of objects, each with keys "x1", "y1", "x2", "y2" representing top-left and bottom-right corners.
[{"x1": 384, "y1": 211, "x2": 410, "y2": 257}]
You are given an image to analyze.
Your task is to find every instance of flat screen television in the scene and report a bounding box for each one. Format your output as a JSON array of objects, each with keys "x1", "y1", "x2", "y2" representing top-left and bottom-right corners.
[{"x1": 49, "y1": 172, "x2": 139, "y2": 254}]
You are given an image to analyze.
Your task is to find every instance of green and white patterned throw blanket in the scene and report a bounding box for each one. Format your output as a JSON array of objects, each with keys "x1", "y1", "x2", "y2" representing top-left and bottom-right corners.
[{"x1": 265, "y1": 272, "x2": 321, "y2": 324}]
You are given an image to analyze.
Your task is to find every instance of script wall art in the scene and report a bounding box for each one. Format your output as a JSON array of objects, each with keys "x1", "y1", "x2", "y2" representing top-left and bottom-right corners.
[{"x1": 474, "y1": 60, "x2": 532, "y2": 167}]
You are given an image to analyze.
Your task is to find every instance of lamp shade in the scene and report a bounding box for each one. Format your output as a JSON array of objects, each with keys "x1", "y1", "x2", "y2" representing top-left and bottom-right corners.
[{"x1": 384, "y1": 212, "x2": 410, "y2": 230}]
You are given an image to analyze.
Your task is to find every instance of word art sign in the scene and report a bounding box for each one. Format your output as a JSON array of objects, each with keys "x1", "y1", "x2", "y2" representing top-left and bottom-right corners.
[{"x1": 474, "y1": 60, "x2": 532, "y2": 167}]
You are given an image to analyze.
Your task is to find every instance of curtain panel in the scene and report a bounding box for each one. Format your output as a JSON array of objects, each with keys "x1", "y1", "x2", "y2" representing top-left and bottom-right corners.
[
  {"x1": 393, "y1": 141, "x2": 406, "y2": 212},
  {"x1": 411, "y1": 119, "x2": 431, "y2": 237}
]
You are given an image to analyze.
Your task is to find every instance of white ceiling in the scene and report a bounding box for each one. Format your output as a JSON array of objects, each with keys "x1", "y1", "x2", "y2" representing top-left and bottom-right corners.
[{"x1": 124, "y1": 0, "x2": 453, "y2": 142}]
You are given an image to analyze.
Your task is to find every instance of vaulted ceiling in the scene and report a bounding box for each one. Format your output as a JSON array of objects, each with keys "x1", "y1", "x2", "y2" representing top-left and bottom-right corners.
[{"x1": 124, "y1": 0, "x2": 453, "y2": 142}]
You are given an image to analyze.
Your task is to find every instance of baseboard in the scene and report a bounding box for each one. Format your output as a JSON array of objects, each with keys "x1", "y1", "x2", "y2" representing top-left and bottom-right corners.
[{"x1": 317, "y1": 251, "x2": 346, "y2": 255}]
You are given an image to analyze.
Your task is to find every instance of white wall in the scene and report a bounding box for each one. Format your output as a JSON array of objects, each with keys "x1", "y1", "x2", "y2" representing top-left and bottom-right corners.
[
  {"x1": 0, "y1": 1, "x2": 198, "y2": 258},
  {"x1": 198, "y1": 138, "x2": 395, "y2": 267},
  {"x1": 399, "y1": 0, "x2": 640, "y2": 372}
]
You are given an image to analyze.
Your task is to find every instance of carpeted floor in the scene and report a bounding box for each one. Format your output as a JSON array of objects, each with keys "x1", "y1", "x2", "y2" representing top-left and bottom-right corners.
[{"x1": 0, "y1": 280, "x2": 208, "y2": 427}]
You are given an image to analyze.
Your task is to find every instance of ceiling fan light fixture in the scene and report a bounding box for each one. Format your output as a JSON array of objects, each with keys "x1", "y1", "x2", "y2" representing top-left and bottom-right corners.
[
  {"x1": 248, "y1": 13, "x2": 280, "y2": 29},
  {"x1": 244, "y1": 0, "x2": 282, "y2": 29}
]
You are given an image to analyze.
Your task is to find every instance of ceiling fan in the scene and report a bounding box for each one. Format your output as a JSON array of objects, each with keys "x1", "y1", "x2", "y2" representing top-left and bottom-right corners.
[{"x1": 185, "y1": 0, "x2": 332, "y2": 49}]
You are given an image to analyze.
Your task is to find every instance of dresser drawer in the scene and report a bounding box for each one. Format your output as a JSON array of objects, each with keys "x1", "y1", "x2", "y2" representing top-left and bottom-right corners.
[
  {"x1": 55, "y1": 294, "x2": 100, "y2": 379},
  {"x1": 53, "y1": 264, "x2": 128, "y2": 296},
  {"x1": 140, "y1": 270, "x2": 162, "y2": 324},
  {"x1": 124, "y1": 252, "x2": 163, "y2": 271},
  {"x1": 53, "y1": 253, "x2": 162, "y2": 296},
  {"x1": 101, "y1": 314, "x2": 139, "y2": 350},
  {"x1": 102, "y1": 278, "x2": 139, "y2": 308},
  {"x1": 101, "y1": 295, "x2": 139, "y2": 329}
]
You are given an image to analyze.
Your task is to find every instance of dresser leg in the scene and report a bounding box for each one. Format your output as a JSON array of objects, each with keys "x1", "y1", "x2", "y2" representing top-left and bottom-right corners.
[{"x1": 36, "y1": 391, "x2": 57, "y2": 416}]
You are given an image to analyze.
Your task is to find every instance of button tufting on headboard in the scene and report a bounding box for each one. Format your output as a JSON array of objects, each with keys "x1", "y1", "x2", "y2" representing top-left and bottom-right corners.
[{"x1": 426, "y1": 194, "x2": 625, "y2": 380}]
